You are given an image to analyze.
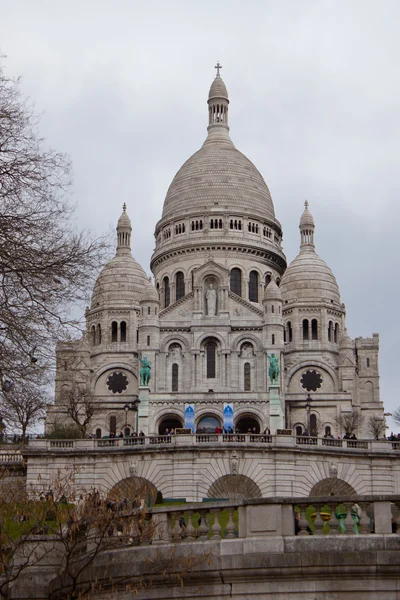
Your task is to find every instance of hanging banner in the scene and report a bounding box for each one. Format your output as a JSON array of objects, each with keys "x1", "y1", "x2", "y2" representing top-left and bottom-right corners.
[
  {"x1": 223, "y1": 403, "x2": 234, "y2": 431},
  {"x1": 184, "y1": 403, "x2": 195, "y2": 432}
]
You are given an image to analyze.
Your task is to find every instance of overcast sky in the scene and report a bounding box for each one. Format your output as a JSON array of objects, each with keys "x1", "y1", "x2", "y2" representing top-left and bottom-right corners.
[{"x1": 1, "y1": 0, "x2": 399, "y2": 430}]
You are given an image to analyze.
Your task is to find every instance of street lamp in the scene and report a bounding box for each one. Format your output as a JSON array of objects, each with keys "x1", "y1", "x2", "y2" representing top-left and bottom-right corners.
[
  {"x1": 124, "y1": 404, "x2": 130, "y2": 431},
  {"x1": 131, "y1": 398, "x2": 141, "y2": 434}
]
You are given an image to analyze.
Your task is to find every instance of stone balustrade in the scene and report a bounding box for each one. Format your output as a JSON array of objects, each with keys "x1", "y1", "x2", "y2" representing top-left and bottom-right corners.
[
  {"x1": 25, "y1": 434, "x2": 400, "y2": 453},
  {"x1": 102, "y1": 494, "x2": 400, "y2": 544},
  {"x1": 0, "y1": 452, "x2": 23, "y2": 463}
]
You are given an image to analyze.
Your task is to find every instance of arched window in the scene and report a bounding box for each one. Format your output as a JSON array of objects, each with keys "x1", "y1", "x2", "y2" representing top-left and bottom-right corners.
[
  {"x1": 325, "y1": 426, "x2": 331, "y2": 437},
  {"x1": 175, "y1": 272, "x2": 185, "y2": 301},
  {"x1": 147, "y1": 335, "x2": 150, "y2": 346},
  {"x1": 148, "y1": 306, "x2": 151, "y2": 315},
  {"x1": 109, "y1": 416, "x2": 117, "y2": 436},
  {"x1": 295, "y1": 425, "x2": 303, "y2": 436},
  {"x1": 265, "y1": 273, "x2": 272, "y2": 286},
  {"x1": 311, "y1": 319, "x2": 318, "y2": 340},
  {"x1": 244, "y1": 362, "x2": 251, "y2": 391},
  {"x1": 287, "y1": 321, "x2": 293, "y2": 343},
  {"x1": 249, "y1": 271, "x2": 259, "y2": 302},
  {"x1": 172, "y1": 364, "x2": 179, "y2": 392},
  {"x1": 334, "y1": 323, "x2": 339, "y2": 343},
  {"x1": 96, "y1": 324, "x2": 102, "y2": 345},
  {"x1": 310, "y1": 414, "x2": 317, "y2": 437},
  {"x1": 120, "y1": 321, "x2": 127, "y2": 342},
  {"x1": 272, "y1": 334, "x2": 275, "y2": 345},
  {"x1": 111, "y1": 321, "x2": 118, "y2": 343},
  {"x1": 302, "y1": 319, "x2": 309, "y2": 341},
  {"x1": 95, "y1": 428, "x2": 102, "y2": 439},
  {"x1": 328, "y1": 321, "x2": 333, "y2": 342},
  {"x1": 366, "y1": 357, "x2": 370, "y2": 368},
  {"x1": 163, "y1": 276, "x2": 170, "y2": 308},
  {"x1": 206, "y1": 342, "x2": 216, "y2": 378},
  {"x1": 230, "y1": 268, "x2": 242, "y2": 296},
  {"x1": 91, "y1": 325, "x2": 96, "y2": 346}
]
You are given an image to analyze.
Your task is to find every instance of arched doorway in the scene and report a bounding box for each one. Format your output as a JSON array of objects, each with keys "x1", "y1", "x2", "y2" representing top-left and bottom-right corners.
[
  {"x1": 158, "y1": 416, "x2": 183, "y2": 434},
  {"x1": 208, "y1": 475, "x2": 262, "y2": 500},
  {"x1": 196, "y1": 415, "x2": 221, "y2": 433},
  {"x1": 235, "y1": 416, "x2": 260, "y2": 433},
  {"x1": 108, "y1": 476, "x2": 158, "y2": 505},
  {"x1": 310, "y1": 478, "x2": 356, "y2": 497}
]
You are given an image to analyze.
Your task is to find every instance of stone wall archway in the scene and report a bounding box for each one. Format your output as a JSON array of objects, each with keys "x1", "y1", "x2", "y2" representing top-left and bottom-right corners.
[
  {"x1": 108, "y1": 476, "x2": 158, "y2": 505},
  {"x1": 309, "y1": 478, "x2": 356, "y2": 497},
  {"x1": 208, "y1": 475, "x2": 262, "y2": 500}
]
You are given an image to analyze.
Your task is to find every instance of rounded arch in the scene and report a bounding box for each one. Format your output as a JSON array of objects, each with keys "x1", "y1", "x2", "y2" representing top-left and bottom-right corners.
[
  {"x1": 229, "y1": 267, "x2": 242, "y2": 296},
  {"x1": 286, "y1": 361, "x2": 338, "y2": 393},
  {"x1": 158, "y1": 414, "x2": 183, "y2": 434},
  {"x1": 160, "y1": 334, "x2": 190, "y2": 354},
  {"x1": 234, "y1": 332, "x2": 263, "y2": 353},
  {"x1": 234, "y1": 406, "x2": 265, "y2": 425},
  {"x1": 208, "y1": 475, "x2": 262, "y2": 500},
  {"x1": 235, "y1": 413, "x2": 260, "y2": 433},
  {"x1": 197, "y1": 331, "x2": 226, "y2": 349},
  {"x1": 108, "y1": 476, "x2": 158, "y2": 504},
  {"x1": 155, "y1": 410, "x2": 184, "y2": 433},
  {"x1": 309, "y1": 478, "x2": 357, "y2": 497},
  {"x1": 196, "y1": 414, "x2": 222, "y2": 433}
]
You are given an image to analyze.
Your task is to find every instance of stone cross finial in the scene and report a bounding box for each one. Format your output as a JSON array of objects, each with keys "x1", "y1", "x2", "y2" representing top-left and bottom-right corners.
[
  {"x1": 214, "y1": 61, "x2": 222, "y2": 77},
  {"x1": 304, "y1": 200, "x2": 309, "y2": 209},
  {"x1": 123, "y1": 203, "x2": 127, "y2": 212}
]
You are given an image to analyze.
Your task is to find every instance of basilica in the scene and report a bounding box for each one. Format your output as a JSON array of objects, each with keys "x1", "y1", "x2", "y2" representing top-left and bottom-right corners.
[{"x1": 46, "y1": 68, "x2": 383, "y2": 439}]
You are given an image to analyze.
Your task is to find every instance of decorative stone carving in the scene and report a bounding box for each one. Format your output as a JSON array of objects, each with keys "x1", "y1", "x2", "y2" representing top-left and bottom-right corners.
[
  {"x1": 206, "y1": 283, "x2": 217, "y2": 316},
  {"x1": 129, "y1": 461, "x2": 138, "y2": 477},
  {"x1": 230, "y1": 452, "x2": 239, "y2": 476},
  {"x1": 329, "y1": 462, "x2": 338, "y2": 478},
  {"x1": 179, "y1": 308, "x2": 189, "y2": 316}
]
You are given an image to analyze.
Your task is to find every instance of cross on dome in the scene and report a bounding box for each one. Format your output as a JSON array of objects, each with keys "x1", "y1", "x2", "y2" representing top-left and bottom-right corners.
[
  {"x1": 214, "y1": 61, "x2": 222, "y2": 77},
  {"x1": 304, "y1": 200, "x2": 309, "y2": 209},
  {"x1": 123, "y1": 203, "x2": 127, "y2": 212}
]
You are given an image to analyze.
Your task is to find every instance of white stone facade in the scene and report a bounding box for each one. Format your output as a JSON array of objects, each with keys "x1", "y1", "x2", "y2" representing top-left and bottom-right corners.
[{"x1": 46, "y1": 70, "x2": 383, "y2": 444}]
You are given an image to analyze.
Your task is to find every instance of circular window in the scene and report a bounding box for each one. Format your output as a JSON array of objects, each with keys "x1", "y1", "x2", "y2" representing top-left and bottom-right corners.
[
  {"x1": 107, "y1": 372, "x2": 129, "y2": 394},
  {"x1": 300, "y1": 370, "x2": 323, "y2": 392}
]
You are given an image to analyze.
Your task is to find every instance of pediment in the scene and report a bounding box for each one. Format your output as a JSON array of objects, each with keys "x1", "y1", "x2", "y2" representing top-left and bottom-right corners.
[
  {"x1": 228, "y1": 291, "x2": 264, "y2": 317},
  {"x1": 339, "y1": 354, "x2": 356, "y2": 368},
  {"x1": 159, "y1": 292, "x2": 194, "y2": 319},
  {"x1": 71, "y1": 357, "x2": 91, "y2": 371},
  {"x1": 192, "y1": 259, "x2": 229, "y2": 287}
]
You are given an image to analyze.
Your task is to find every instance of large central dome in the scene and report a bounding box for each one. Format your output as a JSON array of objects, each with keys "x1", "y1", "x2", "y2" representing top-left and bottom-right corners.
[
  {"x1": 162, "y1": 141, "x2": 276, "y2": 221},
  {"x1": 161, "y1": 71, "x2": 276, "y2": 222}
]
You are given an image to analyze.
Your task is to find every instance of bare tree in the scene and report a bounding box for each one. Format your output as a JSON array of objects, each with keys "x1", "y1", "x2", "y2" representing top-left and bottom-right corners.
[
  {"x1": 392, "y1": 408, "x2": 400, "y2": 428},
  {"x1": 0, "y1": 382, "x2": 49, "y2": 440},
  {"x1": 0, "y1": 58, "x2": 111, "y2": 384},
  {"x1": 59, "y1": 383, "x2": 96, "y2": 437},
  {"x1": 335, "y1": 411, "x2": 364, "y2": 438},
  {"x1": 366, "y1": 415, "x2": 386, "y2": 440}
]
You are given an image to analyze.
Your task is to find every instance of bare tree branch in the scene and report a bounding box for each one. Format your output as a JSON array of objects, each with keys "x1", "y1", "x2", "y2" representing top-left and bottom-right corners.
[{"x1": 335, "y1": 410, "x2": 364, "y2": 438}]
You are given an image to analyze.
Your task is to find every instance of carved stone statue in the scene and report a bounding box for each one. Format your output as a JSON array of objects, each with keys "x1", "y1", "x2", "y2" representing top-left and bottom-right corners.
[
  {"x1": 139, "y1": 354, "x2": 151, "y2": 386},
  {"x1": 206, "y1": 283, "x2": 217, "y2": 316},
  {"x1": 230, "y1": 452, "x2": 239, "y2": 476},
  {"x1": 129, "y1": 460, "x2": 138, "y2": 477},
  {"x1": 268, "y1": 353, "x2": 280, "y2": 385}
]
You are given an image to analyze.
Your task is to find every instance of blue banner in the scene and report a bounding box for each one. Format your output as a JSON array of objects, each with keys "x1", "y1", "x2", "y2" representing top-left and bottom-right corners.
[
  {"x1": 184, "y1": 403, "x2": 195, "y2": 432},
  {"x1": 223, "y1": 403, "x2": 234, "y2": 431}
]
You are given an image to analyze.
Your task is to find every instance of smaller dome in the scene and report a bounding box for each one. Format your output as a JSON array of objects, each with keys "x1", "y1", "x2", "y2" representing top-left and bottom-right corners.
[
  {"x1": 264, "y1": 278, "x2": 282, "y2": 300},
  {"x1": 208, "y1": 76, "x2": 228, "y2": 101},
  {"x1": 300, "y1": 201, "x2": 314, "y2": 228},
  {"x1": 117, "y1": 206, "x2": 131, "y2": 228},
  {"x1": 140, "y1": 278, "x2": 159, "y2": 303},
  {"x1": 339, "y1": 328, "x2": 354, "y2": 350},
  {"x1": 91, "y1": 255, "x2": 148, "y2": 309}
]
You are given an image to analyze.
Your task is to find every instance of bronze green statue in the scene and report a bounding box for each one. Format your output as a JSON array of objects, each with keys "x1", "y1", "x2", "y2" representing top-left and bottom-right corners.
[
  {"x1": 139, "y1": 354, "x2": 151, "y2": 386},
  {"x1": 268, "y1": 353, "x2": 280, "y2": 385}
]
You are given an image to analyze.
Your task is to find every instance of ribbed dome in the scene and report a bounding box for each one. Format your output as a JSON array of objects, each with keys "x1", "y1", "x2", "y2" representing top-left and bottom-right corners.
[
  {"x1": 300, "y1": 202, "x2": 314, "y2": 228},
  {"x1": 162, "y1": 142, "x2": 276, "y2": 220},
  {"x1": 264, "y1": 278, "x2": 282, "y2": 300},
  {"x1": 117, "y1": 209, "x2": 131, "y2": 228},
  {"x1": 280, "y1": 249, "x2": 340, "y2": 305},
  {"x1": 140, "y1": 279, "x2": 159, "y2": 303},
  {"x1": 208, "y1": 76, "x2": 228, "y2": 100},
  {"x1": 91, "y1": 255, "x2": 148, "y2": 309}
]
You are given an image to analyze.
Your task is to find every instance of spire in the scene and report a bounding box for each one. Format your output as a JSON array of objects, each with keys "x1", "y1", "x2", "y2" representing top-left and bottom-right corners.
[
  {"x1": 299, "y1": 200, "x2": 315, "y2": 251},
  {"x1": 204, "y1": 62, "x2": 231, "y2": 145},
  {"x1": 116, "y1": 204, "x2": 132, "y2": 256}
]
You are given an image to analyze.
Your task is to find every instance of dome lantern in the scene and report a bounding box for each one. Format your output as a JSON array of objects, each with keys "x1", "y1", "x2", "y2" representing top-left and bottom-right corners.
[
  {"x1": 117, "y1": 203, "x2": 132, "y2": 256},
  {"x1": 205, "y1": 62, "x2": 231, "y2": 145},
  {"x1": 299, "y1": 200, "x2": 315, "y2": 250}
]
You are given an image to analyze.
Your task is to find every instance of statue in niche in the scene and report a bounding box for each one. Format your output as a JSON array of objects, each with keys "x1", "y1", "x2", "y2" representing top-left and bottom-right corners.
[
  {"x1": 230, "y1": 452, "x2": 239, "y2": 476},
  {"x1": 241, "y1": 343, "x2": 254, "y2": 358},
  {"x1": 206, "y1": 283, "x2": 217, "y2": 316},
  {"x1": 170, "y1": 344, "x2": 182, "y2": 359},
  {"x1": 139, "y1": 354, "x2": 151, "y2": 386}
]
